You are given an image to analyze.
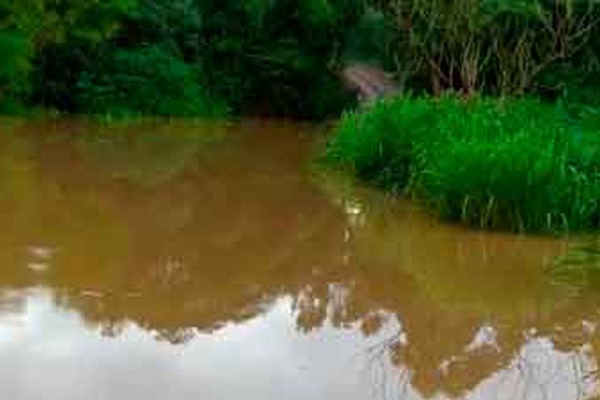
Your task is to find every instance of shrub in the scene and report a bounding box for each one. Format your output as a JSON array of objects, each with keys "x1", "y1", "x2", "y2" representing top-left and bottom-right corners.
[
  {"x1": 184, "y1": 0, "x2": 369, "y2": 119},
  {"x1": 384, "y1": 0, "x2": 600, "y2": 97},
  {"x1": 75, "y1": 45, "x2": 223, "y2": 117},
  {"x1": 35, "y1": 0, "x2": 369, "y2": 119},
  {"x1": 325, "y1": 96, "x2": 600, "y2": 233},
  {"x1": 0, "y1": 30, "x2": 32, "y2": 111}
]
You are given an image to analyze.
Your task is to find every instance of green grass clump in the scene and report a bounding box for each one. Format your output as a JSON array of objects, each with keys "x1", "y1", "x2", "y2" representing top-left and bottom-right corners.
[
  {"x1": 325, "y1": 97, "x2": 436, "y2": 191},
  {"x1": 325, "y1": 96, "x2": 600, "y2": 233}
]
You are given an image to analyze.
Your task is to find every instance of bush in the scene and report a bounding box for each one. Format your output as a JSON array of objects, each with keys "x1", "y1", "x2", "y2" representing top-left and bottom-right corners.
[
  {"x1": 0, "y1": 30, "x2": 32, "y2": 110},
  {"x1": 30, "y1": 0, "x2": 369, "y2": 119},
  {"x1": 183, "y1": 0, "x2": 369, "y2": 119},
  {"x1": 383, "y1": 0, "x2": 600, "y2": 97},
  {"x1": 75, "y1": 45, "x2": 223, "y2": 117},
  {"x1": 325, "y1": 96, "x2": 600, "y2": 233}
]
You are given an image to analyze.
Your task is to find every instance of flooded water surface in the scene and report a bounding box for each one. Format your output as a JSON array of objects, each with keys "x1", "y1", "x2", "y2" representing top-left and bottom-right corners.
[{"x1": 0, "y1": 118, "x2": 599, "y2": 400}]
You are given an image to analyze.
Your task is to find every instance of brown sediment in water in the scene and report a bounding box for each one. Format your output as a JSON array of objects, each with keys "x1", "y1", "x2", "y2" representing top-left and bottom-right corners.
[{"x1": 0, "y1": 118, "x2": 597, "y2": 400}]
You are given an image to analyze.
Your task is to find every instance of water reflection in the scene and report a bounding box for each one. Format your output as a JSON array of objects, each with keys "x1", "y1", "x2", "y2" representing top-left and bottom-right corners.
[{"x1": 0, "y1": 118, "x2": 598, "y2": 400}]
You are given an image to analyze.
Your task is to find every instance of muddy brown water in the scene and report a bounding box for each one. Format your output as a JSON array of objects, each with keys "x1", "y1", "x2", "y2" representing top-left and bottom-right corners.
[{"x1": 0, "y1": 118, "x2": 599, "y2": 400}]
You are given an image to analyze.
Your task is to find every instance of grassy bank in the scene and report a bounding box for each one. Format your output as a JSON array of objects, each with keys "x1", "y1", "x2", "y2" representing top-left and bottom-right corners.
[{"x1": 325, "y1": 96, "x2": 600, "y2": 233}]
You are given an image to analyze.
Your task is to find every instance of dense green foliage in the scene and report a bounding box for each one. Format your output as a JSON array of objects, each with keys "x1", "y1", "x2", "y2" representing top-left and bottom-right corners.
[
  {"x1": 0, "y1": 31, "x2": 31, "y2": 111},
  {"x1": 1, "y1": 0, "x2": 140, "y2": 113},
  {"x1": 75, "y1": 45, "x2": 220, "y2": 117},
  {"x1": 2, "y1": 0, "x2": 380, "y2": 118},
  {"x1": 326, "y1": 96, "x2": 600, "y2": 233},
  {"x1": 2, "y1": 0, "x2": 600, "y2": 117},
  {"x1": 176, "y1": 0, "x2": 367, "y2": 118}
]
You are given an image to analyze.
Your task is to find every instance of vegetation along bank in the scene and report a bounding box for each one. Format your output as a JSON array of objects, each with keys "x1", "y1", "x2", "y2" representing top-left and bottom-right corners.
[
  {"x1": 2, "y1": 0, "x2": 600, "y2": 233},
  {"x1": 325, "y1": 96, "x2": 600, "y2": 233}
]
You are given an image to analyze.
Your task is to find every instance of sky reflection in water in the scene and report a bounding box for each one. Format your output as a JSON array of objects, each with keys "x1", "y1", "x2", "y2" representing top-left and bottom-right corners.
[{"x1": 0, "y1": 118, "x2": 597, "y2": 400}]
